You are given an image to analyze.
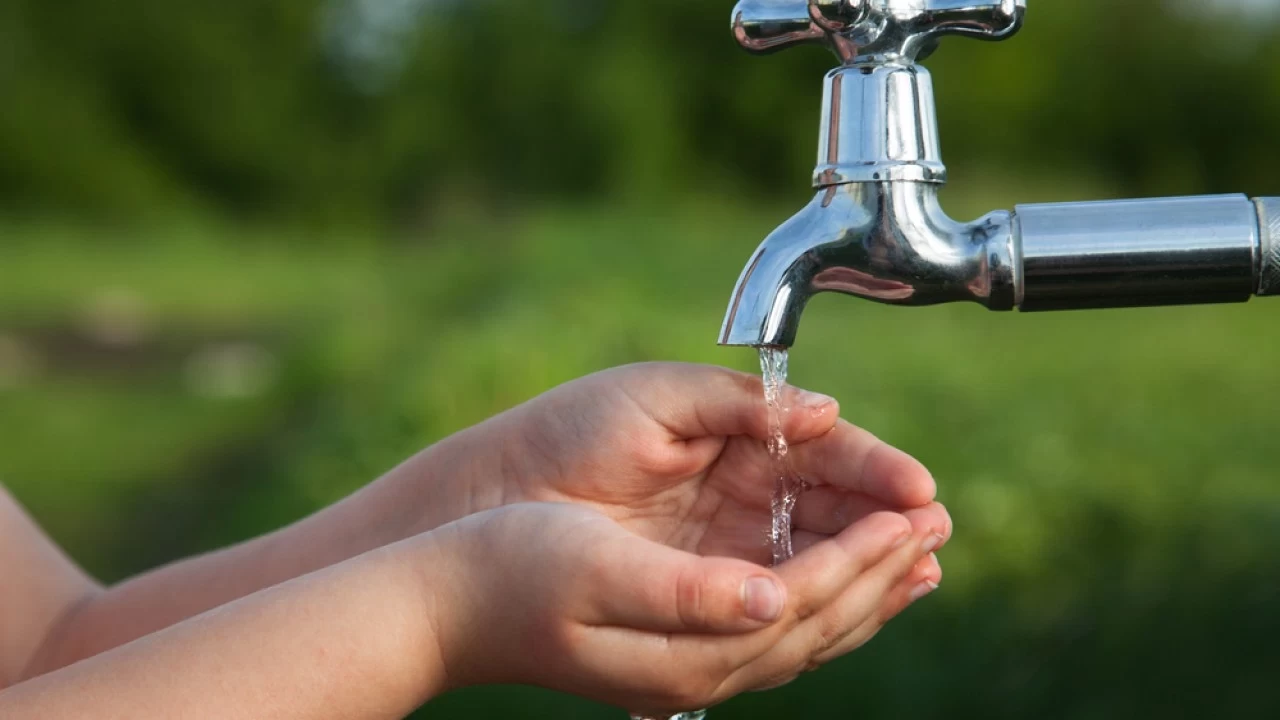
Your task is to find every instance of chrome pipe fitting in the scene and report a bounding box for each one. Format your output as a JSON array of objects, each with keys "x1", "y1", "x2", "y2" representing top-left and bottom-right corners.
[{"x1": 719, "y1": 1, "x2": 1280, "y2": 349}]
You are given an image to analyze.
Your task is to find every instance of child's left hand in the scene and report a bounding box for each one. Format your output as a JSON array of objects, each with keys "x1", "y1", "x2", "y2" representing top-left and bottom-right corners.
[{"x1": 401, "y1": 362, "x2": 948, "y2": 575}]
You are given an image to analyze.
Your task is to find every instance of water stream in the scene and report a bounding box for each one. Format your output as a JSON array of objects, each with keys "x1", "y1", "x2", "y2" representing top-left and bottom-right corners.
[
  {"x1": 760, "y1": 346, "x2": 804, "y2": 566},
  {"x1": 630, "y1": 349, "x2": 803, "y2": 720}
]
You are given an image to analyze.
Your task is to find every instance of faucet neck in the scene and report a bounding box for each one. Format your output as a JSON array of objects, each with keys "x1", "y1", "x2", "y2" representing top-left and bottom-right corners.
[{"x1": 814, "y1": 62, "x2": 946, "y2": 187}]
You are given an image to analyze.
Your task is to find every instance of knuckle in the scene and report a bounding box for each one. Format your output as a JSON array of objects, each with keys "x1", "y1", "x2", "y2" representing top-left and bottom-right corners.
[
  {"x1": 811, "y1": 612, "x2": 852, "y2": 657},
  {"x1": 792, "y1": 592, "x2": 823, "y2": 622},
  {"x1": 675, "y1": 566, "x2": 709, "y2": 628},
  {"x1": 818, "y1": 625, "x2": 881, "y2": 665},
  {"x1": 792, "y1": 596, "x2": 821, "y2": 621},
  {"x1": 879, "y1": 512, "x2": 915, "y2": 540},
  {"x1": 765, "y1": 642, "x2": 818, "y2": 684}
]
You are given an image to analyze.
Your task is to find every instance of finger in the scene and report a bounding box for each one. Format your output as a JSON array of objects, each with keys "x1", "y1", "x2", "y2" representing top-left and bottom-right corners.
[
  {"x1": 812, "y1": 552, "x2": 942, "y2": 665},
  {"x1": 590, "y1": 534, "x2": 789, "y2": 634},
  {"x1": 726, "y1": 528, "x2": 943, "y2": 694},
  {"x1": 793, "y1": 487, "x2": 952, "y2": 543},
  {"x1": 792, "y1": 487, "x2": 886, "y2": 534},
  {"x1": 745, "y1": 554, "x2": 942, "y2": 693},
  {"x1": 782, "y1": 521, "x2": 937, "y2": 575},
  {"x1": 748, "y1": 672, "x2": 803, "y2": 693},
  {"x1": 773, "y1": 511, "x2": 914, "y2": 619},
  {"x1": 902, "y1": 504, "x2": 952, "y2": 549},
  {"x1": 882, "y1": 552, "x2": 943, "y2": 621},
  {"x1": 604, "y1": 543, "x2": 934, "y2": 709},
  {"x1": 790, "y1": 530, "x2": 830, "y2": 556},
  {"x1": 623, "y1": 363, "x2": 839, "y2": 443},
  {"x1": 791, "y1": 532, "x2": 940, "y2": 664},
  {"x1": 791, "y1": 419, "x2": 937, "y2": 508}
]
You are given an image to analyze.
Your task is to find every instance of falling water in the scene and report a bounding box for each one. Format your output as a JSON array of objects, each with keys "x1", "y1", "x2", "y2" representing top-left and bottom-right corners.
[
  {"x1": 760, "y1": 346, "x2": 804, "y2": 566},
  {"x1": 629, "y1": 349, "x2": 803, "y2": 720}
]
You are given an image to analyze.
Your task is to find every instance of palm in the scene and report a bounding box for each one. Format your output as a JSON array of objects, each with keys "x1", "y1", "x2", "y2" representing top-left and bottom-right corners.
[
  {"x1": 652, "y1": 435, "x2": 791, "y2": 566},
  {"x1": 508, "y1": 364, "x2": 943, "y2": 566},
  {"x1": 536, "y1": 426, "x2": 811, "y2": 566}
]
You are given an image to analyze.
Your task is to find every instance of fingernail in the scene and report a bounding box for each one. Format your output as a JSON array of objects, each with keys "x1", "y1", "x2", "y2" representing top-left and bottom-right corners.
[
  {"x1": 890, "y1": 532, "x2": 911, "y2": 550},
  {"x1": 909, "y1": 580, "x2": 939, "y2": 603},
  {"x1": 921, "y1": 532, "x2": 944, "y2": 554},
  {"x1": 743, "y1": 577, "x2": 785, "y2": 622},
  {"x1": 797, "y1": 389, "x2": 837, "y2": 414}
]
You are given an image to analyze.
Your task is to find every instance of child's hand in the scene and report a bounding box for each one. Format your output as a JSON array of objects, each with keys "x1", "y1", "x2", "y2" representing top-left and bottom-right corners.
[
  {"x1": 431, "y1": 502, "x2": 944, "y2": 715},
  {"x1": 443, "y1": 362, "x2": 949, "y2": 567}
]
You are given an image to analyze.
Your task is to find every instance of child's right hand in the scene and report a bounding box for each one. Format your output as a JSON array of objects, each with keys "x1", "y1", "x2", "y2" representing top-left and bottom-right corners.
[{"x1": 427, "y1": 502, "x2": 942, "y2": 716}]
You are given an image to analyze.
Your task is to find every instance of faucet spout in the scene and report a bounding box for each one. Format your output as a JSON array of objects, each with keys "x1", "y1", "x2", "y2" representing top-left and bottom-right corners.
[
  {"x1": 719, "y1": 182, "x2": 1016, "y2": 347},
  {"x1": 719, "y1": 59, "x2": 1017, "y2": 348},
  {"x1": 717, "y1": 13, "x2": 1280, "y2": 350},
  {"x1": 722, "y1": 187, "x2": 1280, "y2": 348}
]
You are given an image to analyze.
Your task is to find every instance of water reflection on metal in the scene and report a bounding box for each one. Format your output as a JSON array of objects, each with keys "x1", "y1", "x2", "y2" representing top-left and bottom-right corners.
[
  {"x1": 731, "y1": 1, "x2": 1025, "y2": 63},
  {"x1": 720, "y1": 181, "x2": 1016, "y2": 348}
]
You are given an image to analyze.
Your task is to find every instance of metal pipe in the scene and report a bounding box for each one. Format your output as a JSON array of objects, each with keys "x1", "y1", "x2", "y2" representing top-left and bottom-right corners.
[
  {"x1": 717, "y1": 2, "x2": 1280, "y2": 349},
  {"x1": 814, "y1": 64, "x2": 946, "y2": 185},
  {"x1": 1014, "y1": 196, "x2": 1261, "y2": 311},
  {"x1": 719, "y1": 186, "x2": 1280, "y2": 348}
]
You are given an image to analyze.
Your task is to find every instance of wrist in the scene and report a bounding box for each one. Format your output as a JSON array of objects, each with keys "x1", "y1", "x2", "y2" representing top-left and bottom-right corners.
[
  {"x1": 373, "y1": 534, "x2": 463, "y2": 701},
  {"x1": 392, "y1": 414, "x2": 529, "y2": 535},
  {"x1": 399, "y1": 520, "x2": 494, "y2": 694}
]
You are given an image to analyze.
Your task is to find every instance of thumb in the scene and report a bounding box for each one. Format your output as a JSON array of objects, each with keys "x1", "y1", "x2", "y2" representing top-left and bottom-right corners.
[
  {"x1": 589, "y1": 534, "x2": 788, "y2": 634},
  {"x1": 626, "y1": 363, "x2": 838, "y2": 442}
]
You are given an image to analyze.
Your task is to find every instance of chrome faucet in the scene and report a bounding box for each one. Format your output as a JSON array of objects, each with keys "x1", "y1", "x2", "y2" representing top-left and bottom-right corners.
[{"x1": 719, "y1": 0, "x2": 1280, "y2": 348}]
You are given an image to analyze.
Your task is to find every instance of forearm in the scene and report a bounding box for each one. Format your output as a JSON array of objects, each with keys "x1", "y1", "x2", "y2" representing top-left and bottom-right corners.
[
  {"x1": 0, "y1": 488, "x2": 101, "y2": 687},
  {"x1": 25, "y1": 421, "x2": 510, "y2": 677},
  {"x1": 2, "y1": 538, "x2": 450, "y2": 720}
]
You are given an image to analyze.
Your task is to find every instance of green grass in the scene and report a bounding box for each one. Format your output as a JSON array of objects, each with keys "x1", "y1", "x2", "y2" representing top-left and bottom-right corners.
[{"x1": 2, "y1": 191, "x2": 1278, "y2": 717}]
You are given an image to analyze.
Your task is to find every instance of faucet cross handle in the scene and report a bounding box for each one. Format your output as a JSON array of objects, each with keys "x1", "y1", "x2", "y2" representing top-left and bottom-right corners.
[{"x1": 732, "y1": 0, "x2": 1026, "y2": 64}]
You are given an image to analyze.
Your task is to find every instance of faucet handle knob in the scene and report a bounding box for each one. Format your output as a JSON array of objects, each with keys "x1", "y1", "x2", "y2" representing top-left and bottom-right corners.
[
  {"x1": 875, "y1": 0, "x2": 1026, "y2": 61},
  {"x1": 731, "y1": 1, "x2": 864, "y2": 57},
  {"x1": 732, "y1": 0, "x2": 1026, "y2": 63}
]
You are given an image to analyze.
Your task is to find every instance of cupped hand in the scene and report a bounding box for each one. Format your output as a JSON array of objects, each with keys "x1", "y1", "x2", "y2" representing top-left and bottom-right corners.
[
  {"x1": 431, "y1": 502, "x2": 944, "y2": 715},
  {"x1": 477, "y1": 362, "x2": 951, "y2": 566}
]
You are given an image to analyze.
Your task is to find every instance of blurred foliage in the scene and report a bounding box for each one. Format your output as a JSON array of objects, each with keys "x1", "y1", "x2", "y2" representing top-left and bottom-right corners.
[
  {"x1": 4, "y1": 0, "x2": 1280, "y2": 228},
  {"x1": 5, "y1": 195, "x2": 1280, "y2": 718},
  {"x1": 2, "y1": 0, "x2": 1280, "y2": 718}
]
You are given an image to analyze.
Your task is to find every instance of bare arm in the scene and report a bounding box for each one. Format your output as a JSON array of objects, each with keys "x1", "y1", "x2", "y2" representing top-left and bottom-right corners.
[
  {"x1": 0, "y1": 533, "x2": 448, "y2": 720},
  {"x1": 0, "y1": 486, "x2": 101, "y2": 687},
  {"x1": 1, "y1": 360, "x2": 948, "y2": 713},
  {"x1": 12, "y1": 421, "x2": 508, "y2": 678}
]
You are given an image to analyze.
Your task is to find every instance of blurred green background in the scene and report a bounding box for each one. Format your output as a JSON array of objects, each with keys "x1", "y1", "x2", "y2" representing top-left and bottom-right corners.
[{"x1": 3, "y1": 0, "x2": 1280, "y2": 717}]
